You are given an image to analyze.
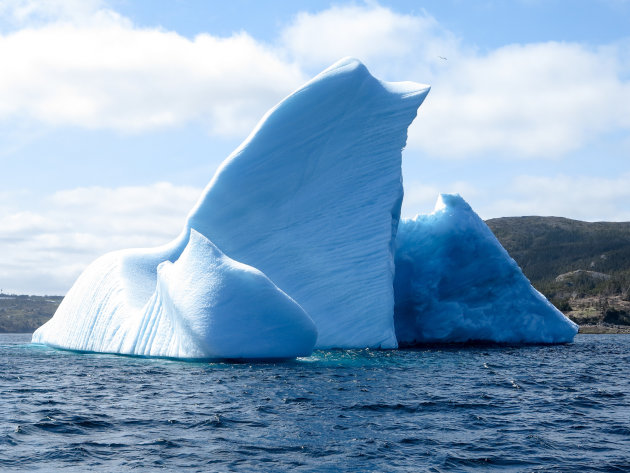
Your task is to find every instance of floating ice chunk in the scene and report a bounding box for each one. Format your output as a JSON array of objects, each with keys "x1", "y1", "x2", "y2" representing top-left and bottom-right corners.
[{"x1": 394, "y1": 194, "x2": 578, "y2": 344}]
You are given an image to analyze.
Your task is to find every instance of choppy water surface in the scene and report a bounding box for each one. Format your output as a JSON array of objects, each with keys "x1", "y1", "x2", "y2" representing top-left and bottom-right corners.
[{"x1": 1, "y1": 334, "x2": 629, "y2": 472}]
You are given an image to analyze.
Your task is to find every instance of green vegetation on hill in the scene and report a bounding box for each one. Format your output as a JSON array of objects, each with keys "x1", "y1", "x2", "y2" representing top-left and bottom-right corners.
[
  {"x1": 485, "y1": 217, "x2": 630, "y2": 282},
  {"x1": 486, "y1": 217, "x2": 630, "y2": 328},
  {"x1": 0, "y1": 295, "x2": 62, "y2": 333}
]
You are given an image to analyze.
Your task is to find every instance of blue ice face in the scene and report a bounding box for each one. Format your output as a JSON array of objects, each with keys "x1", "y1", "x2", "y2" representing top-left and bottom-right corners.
[
  {"x1": 185, "y1": 58, "x2": 430, "y2": 349},
  {"x1": 394, "y1": 194, "x2": 578, "y2": 345}
]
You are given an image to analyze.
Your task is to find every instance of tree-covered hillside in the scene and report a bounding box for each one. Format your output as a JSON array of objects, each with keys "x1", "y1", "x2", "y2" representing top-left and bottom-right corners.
[
  {"x1": 0, "y1": 295, "x2": 62, "y2": 333},
  {"x1": 486, "y1": 217, "x2": 630, "y2": 328},
  {"x1": 485, "y1": 217, "x2": 630, "y2": 283}
]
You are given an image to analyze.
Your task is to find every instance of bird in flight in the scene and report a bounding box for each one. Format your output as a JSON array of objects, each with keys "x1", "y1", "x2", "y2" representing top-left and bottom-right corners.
[{"x1": 438, "y1": 56, "x2": 447, "y2": 61}]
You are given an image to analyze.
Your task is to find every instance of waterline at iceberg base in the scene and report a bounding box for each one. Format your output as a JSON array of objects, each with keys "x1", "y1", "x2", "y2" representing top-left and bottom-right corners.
[{"x1": 32, "y1": 58, "x2": 577, "y2": 359}]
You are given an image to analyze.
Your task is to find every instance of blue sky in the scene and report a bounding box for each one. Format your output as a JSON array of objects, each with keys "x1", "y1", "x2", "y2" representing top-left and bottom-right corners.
[{"x1": 0, "y1": 0, "x2": 629, "y2": 294}]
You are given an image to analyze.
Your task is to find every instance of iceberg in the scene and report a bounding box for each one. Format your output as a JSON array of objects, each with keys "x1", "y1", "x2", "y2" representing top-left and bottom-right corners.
[
  {"x1": 33, "y1": 58, "x2": 430, "y2": 357},
  {"x1": 33, "y1": 57, "x2": 576, "y2": 358},
  {"x1": 393, "y1": 194, "x2": 579, "y2": 344}
]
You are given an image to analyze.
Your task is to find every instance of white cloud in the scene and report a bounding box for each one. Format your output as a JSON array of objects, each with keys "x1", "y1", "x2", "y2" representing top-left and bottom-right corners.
[
  {"x1": 482, "y1": 173, "x2": 630, "y2": 221},
  {"x1": 0, "y1": 0, "x2": 106, "y2": 25},
  {"x1": 280, "y1": 3, "x2": 460, "y2": 78},
  {"x1": 281, "y1": 4, "x2": 630, "y2": 159},
  {"x1": 1, "y1": 1, "x2": 628, "y2": 158},
  {"x1": 0, "y1": 183, "x2": 201, "y2": 294},
  {"x1": 0, "y1": 7, "x2": 306, "y2": 136},
  {"x1": 410, "y1": 41, "x2": 630, "y2": 158},
  {"x1": 277, "y1": 3, "x2": 630, "y2": 160}
]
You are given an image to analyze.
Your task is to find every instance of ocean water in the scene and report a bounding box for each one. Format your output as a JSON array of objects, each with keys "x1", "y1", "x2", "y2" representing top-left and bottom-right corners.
[{"x1": 1, "y1": 334, "x2": 629, "y2": 472}]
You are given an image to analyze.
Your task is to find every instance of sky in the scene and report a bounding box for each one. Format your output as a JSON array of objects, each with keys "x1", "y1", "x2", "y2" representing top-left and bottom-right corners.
[{"x1": 1, "y1": 0, "x2": 629, "y2": 295}]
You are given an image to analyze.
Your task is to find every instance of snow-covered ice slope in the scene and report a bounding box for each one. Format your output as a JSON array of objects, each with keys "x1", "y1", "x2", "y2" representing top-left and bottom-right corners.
[
  {"x1": 186, "y1": 58, "x2": 430, "y2": 348},
  {"x1": 33, "y1": 231, "x2": 316, "y2": 358},
  {"x1": 394, "y1": 194, "x2": 578, "y2": 344},
  {"x1": 33, "y1": 57, "x2": 429, "y2": 356}
]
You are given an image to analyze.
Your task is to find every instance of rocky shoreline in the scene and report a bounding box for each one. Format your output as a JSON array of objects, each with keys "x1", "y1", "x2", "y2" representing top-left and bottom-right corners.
[{"x1": 578, "y1": 324, "x2": 630, "y2": 334}]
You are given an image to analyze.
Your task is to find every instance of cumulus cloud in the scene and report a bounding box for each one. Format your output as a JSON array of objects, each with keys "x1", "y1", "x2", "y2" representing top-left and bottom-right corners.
[
  {"x1": 280, "y1": 3, "x2": 461, "y2": 78},
  {"x1": 0, "y1": 0, "x2": 106, "y2": 25},
  {"x1": 0, "y1": 4, "x2": 306, "y2": 136},
  {"x1": 410, "y1": 41, "x2": 630, "y2": 158},
  {"x1": 482, "y1": 173, "x2": 630, "y2": 221},
  {"x1": 280, "y1": 3, "x2": 630, "y2": 159},
  {"x1": 0, "y1": 183, "x2": 201, "y2": 294}
]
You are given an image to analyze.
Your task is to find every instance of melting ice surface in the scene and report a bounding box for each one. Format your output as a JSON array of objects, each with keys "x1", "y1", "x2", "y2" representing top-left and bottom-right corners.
[
  {"x1": 33, "y1": 58, "x2": 576, "y2": 359},
  {"x1": 394, "y1": 194, "x2": 578, "y2": 344}
]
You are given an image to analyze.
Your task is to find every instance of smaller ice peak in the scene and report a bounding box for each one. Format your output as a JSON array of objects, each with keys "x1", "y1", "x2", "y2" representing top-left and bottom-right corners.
[
  {"x1": 33, "y1": 229, "x2": 317, "y2": 359},
  {"x1": 407, "y1": 193, "x2": 470, "y2": 220},
  {"x1": 436, "y1": 193, "x2": 470, "y2": 212},
  {"x1": 126, "y1": 230, "x2": 318, "y2": 359},
  {"x1": 428, "y1": 193, "x2": 473, "y2": 216},
  {"x1": 394, "y1": 194, "x2": 578, "y2": 345}
]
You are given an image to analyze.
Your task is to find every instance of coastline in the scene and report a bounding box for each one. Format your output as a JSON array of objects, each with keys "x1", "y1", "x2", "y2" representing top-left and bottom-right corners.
[{"x1": 578, "y1": 324, "x2": 630, "y2": 334}]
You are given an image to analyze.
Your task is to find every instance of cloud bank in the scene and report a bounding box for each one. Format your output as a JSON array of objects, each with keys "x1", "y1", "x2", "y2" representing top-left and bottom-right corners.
[
  {"x1": 0, "y1": 2, "x2": 306, "y2": 136},
  {"x1": 1, "y1": 1, "x2": 628, "y2": 156},
  {"x1": 0, "y1": 183, "x2": 200, "y2": 294}
]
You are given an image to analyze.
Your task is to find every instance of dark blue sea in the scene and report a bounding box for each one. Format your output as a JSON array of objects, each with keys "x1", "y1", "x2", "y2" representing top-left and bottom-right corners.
[{"x1": 1, "y1": 334, "x2": 629, "y2": 472}]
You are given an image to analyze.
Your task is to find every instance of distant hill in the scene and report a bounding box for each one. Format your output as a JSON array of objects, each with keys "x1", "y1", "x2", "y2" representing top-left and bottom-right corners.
[
  {"x1": 0, "y1": 295, "x2": 62, "y2": 333},
  {"x1": 485, "y1": 217, "x2": 630, "y2": 282},
  {"x1": 486, "y1": 216, "x2": 630, "y2": 328}
]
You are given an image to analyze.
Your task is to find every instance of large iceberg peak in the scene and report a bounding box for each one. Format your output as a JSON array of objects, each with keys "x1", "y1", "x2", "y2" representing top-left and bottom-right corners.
[
  {"x1": 185, "y1": 57, "x2": 430, "y2": 349},
  {"x1": 313, "y1": 56, "x2": 370, "y2": 79}
]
